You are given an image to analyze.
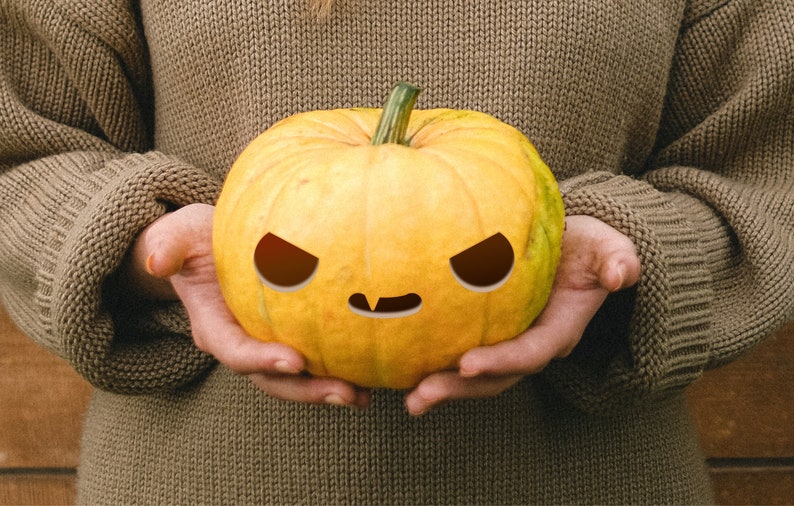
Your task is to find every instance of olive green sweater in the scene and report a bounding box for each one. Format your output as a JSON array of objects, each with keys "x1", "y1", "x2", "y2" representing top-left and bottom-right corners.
[{"x1": 1, "y1": 0, "x2": 792, "y2": 503}]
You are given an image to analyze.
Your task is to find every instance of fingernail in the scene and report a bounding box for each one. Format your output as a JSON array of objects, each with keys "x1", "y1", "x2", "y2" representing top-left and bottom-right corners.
[
  {"x1": 145, "y1": 254, "x2": 157, "y2": 276},
  {"x1": 408, "y1": 401, "x2": 429, "y2": 417},
  {"x1": 324, "y1": 394, "x2": 347, "y2": 406},
  {"x1": 617, "y1": 262, "x2": 627, "y2": 284},
  {"x1": 459, "y1": 357, "x2": 481, "y2": 378},
  {"x1": 612, "y1": 263, "x2": 628, "y2": 291},
  {"x1": 459, "y1": 366, "x2": 480, "y2": 378},
  {"x1": 274, "y1": 360, "x2": 300, "y2": 374}
]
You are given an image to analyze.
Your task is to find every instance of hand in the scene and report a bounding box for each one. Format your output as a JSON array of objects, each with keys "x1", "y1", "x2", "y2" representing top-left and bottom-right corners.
[
  {"x1": 123, "y1": 203, "x2": 371, "y2": 408},
  {"x1": 404, "y1": 215, "x2": 641, "y2": 416}
]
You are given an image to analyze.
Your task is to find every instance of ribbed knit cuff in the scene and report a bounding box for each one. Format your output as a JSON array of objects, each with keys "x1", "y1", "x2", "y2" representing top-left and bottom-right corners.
[
  {"x1": 541, "y1": 171, "x2": 713, "y2": 412},
  {"x1": 46, "y1": 151, "x2": 221, "y2": 394}
]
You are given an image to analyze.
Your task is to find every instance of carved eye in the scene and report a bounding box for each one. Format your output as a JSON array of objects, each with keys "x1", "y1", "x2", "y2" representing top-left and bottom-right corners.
[
  {"x1": 450, "y1": 233, "x2": 514, "y2": 292},
  {"x1": 254, "y1": 233, "x2": 319, "y2": 292}
]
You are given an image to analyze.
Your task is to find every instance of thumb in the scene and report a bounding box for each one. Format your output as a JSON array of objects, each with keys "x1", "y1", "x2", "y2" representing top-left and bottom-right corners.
[
  {"x1": 143, "y1": 230, "x2": 189, "y2": 279},
  {"x1": 139, "y1": 204, "x2": 214, "y2": 279},
  {"x1": 598, "y1": 252, "x2": 641, "y2": 292},
  {"x1": 126, "y1": 212, "x2": 194, "y2": 300}
]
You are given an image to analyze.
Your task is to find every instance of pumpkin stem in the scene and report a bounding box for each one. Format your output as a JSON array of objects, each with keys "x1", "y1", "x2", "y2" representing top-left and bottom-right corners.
[{"x1": 370, "y1": 82, "x2": 421, "y2": 146}]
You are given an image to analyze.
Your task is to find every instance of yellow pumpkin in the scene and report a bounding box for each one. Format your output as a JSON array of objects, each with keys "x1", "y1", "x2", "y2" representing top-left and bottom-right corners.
[{"x1": 213, "y1": 83, "x2": 564, "y2": 389}]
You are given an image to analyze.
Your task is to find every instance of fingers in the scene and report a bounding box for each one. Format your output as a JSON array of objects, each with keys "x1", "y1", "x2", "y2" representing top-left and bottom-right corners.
[
  {"x1": 404, "y1": 320, "x2": 571, "y2": 416},
  {"x1": 191, "y1": 301, "x2": 372, "y2": 408},
  {"x1": 404, "y1": 320, "x2": 578, "y2": 417},
  {"x1": 195, "y1": 323, "x2": 305, "y2": 377},
  {"x1": 249, "y1": 373, "x2": 372, "y2": 409},
  {"x1": 183, "y1": 286, "x2": 371, "y2": 409},
  {"x1": 180, "y1": 281, "x2": 303, "y2": 375},
  {"x1": 458, "y1": 323, "x2": 576, "y2": 379},
  {"x1": 197, "y1": 320, "x2": 371, "y2": 408},
  {"x1": 405, "y1": 372, "x2": 523, "y2": 416}
]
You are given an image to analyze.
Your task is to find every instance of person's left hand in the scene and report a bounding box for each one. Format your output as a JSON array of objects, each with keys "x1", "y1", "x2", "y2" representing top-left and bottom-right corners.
[{"x1": 403, "y1": 215, "x2": 641, "y2": 416}]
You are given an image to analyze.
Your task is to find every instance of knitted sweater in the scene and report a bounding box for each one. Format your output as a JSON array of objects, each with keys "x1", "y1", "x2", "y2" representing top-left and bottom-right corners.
[{"x1": 1, "y1": 0, "x2": 792, "y2": 503}]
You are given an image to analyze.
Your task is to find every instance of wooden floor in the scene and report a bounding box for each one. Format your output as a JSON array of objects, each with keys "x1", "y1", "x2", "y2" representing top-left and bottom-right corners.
[
  {"x1": 687, "y1": 319, "x2": 794, "y2": 505},
  {"x1": 1, "y1": 301, "x2": 792, "y2": 505},
  {"x1": 0, "y1": 303, "x2": 91, "y2": 505}
]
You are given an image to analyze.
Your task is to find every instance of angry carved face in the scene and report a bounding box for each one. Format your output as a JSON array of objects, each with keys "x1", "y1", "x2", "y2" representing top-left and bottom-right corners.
[{"x1": 253, "y1": 231, "x2": 516, "y2": 319}]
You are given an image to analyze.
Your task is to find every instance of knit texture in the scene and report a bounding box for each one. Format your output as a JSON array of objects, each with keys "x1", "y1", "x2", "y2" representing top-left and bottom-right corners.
[{"x1": 1, "y1": 0, "x2": 792, "y2": 503}]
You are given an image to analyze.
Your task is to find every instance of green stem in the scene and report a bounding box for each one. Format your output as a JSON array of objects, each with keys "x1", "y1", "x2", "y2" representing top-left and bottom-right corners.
[{"x1": 370, "y1": 82, "x2": 422, "y2": 146}]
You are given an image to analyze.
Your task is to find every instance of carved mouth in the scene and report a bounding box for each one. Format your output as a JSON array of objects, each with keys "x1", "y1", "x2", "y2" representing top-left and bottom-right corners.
[{"x1": 348, "y1": 293, "x2": 422, "y2": 319}]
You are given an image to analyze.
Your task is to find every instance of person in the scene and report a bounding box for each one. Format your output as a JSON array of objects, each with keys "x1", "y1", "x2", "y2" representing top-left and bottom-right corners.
[{"x1": 1, "y1": 0, "x2": 791, "y2": 503}]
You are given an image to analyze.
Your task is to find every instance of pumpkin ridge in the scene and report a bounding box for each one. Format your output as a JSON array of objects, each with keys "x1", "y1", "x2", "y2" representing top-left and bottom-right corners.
[
  {"x1": 215, "y1": 142, "x2": 306, "y2": 206},
  {"x1": 260, "y1": 157, "x2": 334, "y2": 378},
  {"x1": 268, "y1": 136, "x2": 357, "y2": 150},
  {"x1": 344, "y1": 109, "x2": 383, "y2": 144},
  {"x1": 420, "y1": 140, "x2": 537, "y2": 206},
  {"x1": 361, "y1": 145, "x2": 382, "y2": 387},
  {"x1": 294, "y1": 110, "x2": 376, "y2": 145},
  {"x1": 419, "y1": 148, "x2": 493, "y2": 348},
  {"x1": 421, "y1": 148, "x2": 486, "y2": 234},
  {"x1": 408, "y1": 110, "x2": 507, "y2": 146}
]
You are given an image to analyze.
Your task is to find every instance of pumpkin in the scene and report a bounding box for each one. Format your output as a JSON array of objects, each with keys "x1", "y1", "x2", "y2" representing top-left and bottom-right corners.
[{"x1": 213, "y1": 83, "x2": 565, "y2": 389}]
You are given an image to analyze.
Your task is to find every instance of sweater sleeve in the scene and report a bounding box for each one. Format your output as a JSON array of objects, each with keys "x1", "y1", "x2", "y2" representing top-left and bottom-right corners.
[
  {"x1": 540, "y1": 0, "x2": 794, "y2": 412},
  {"x1": 0, "y1": 2, "x2": 219, "y2": 393}
]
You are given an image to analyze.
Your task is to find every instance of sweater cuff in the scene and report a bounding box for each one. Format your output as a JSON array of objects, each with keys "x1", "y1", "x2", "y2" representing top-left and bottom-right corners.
[
  {"x1": 47, "y1": 151, "x2": 221, "y2": 393},
  {"x1": 541, "y1": 171, "x2": 713, "y2": 412}
]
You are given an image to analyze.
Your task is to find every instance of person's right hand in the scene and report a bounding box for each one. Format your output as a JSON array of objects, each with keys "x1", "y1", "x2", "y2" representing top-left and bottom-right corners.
[{"x1": 122, "y1": 203, "x2": 372, "y2": 409}]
